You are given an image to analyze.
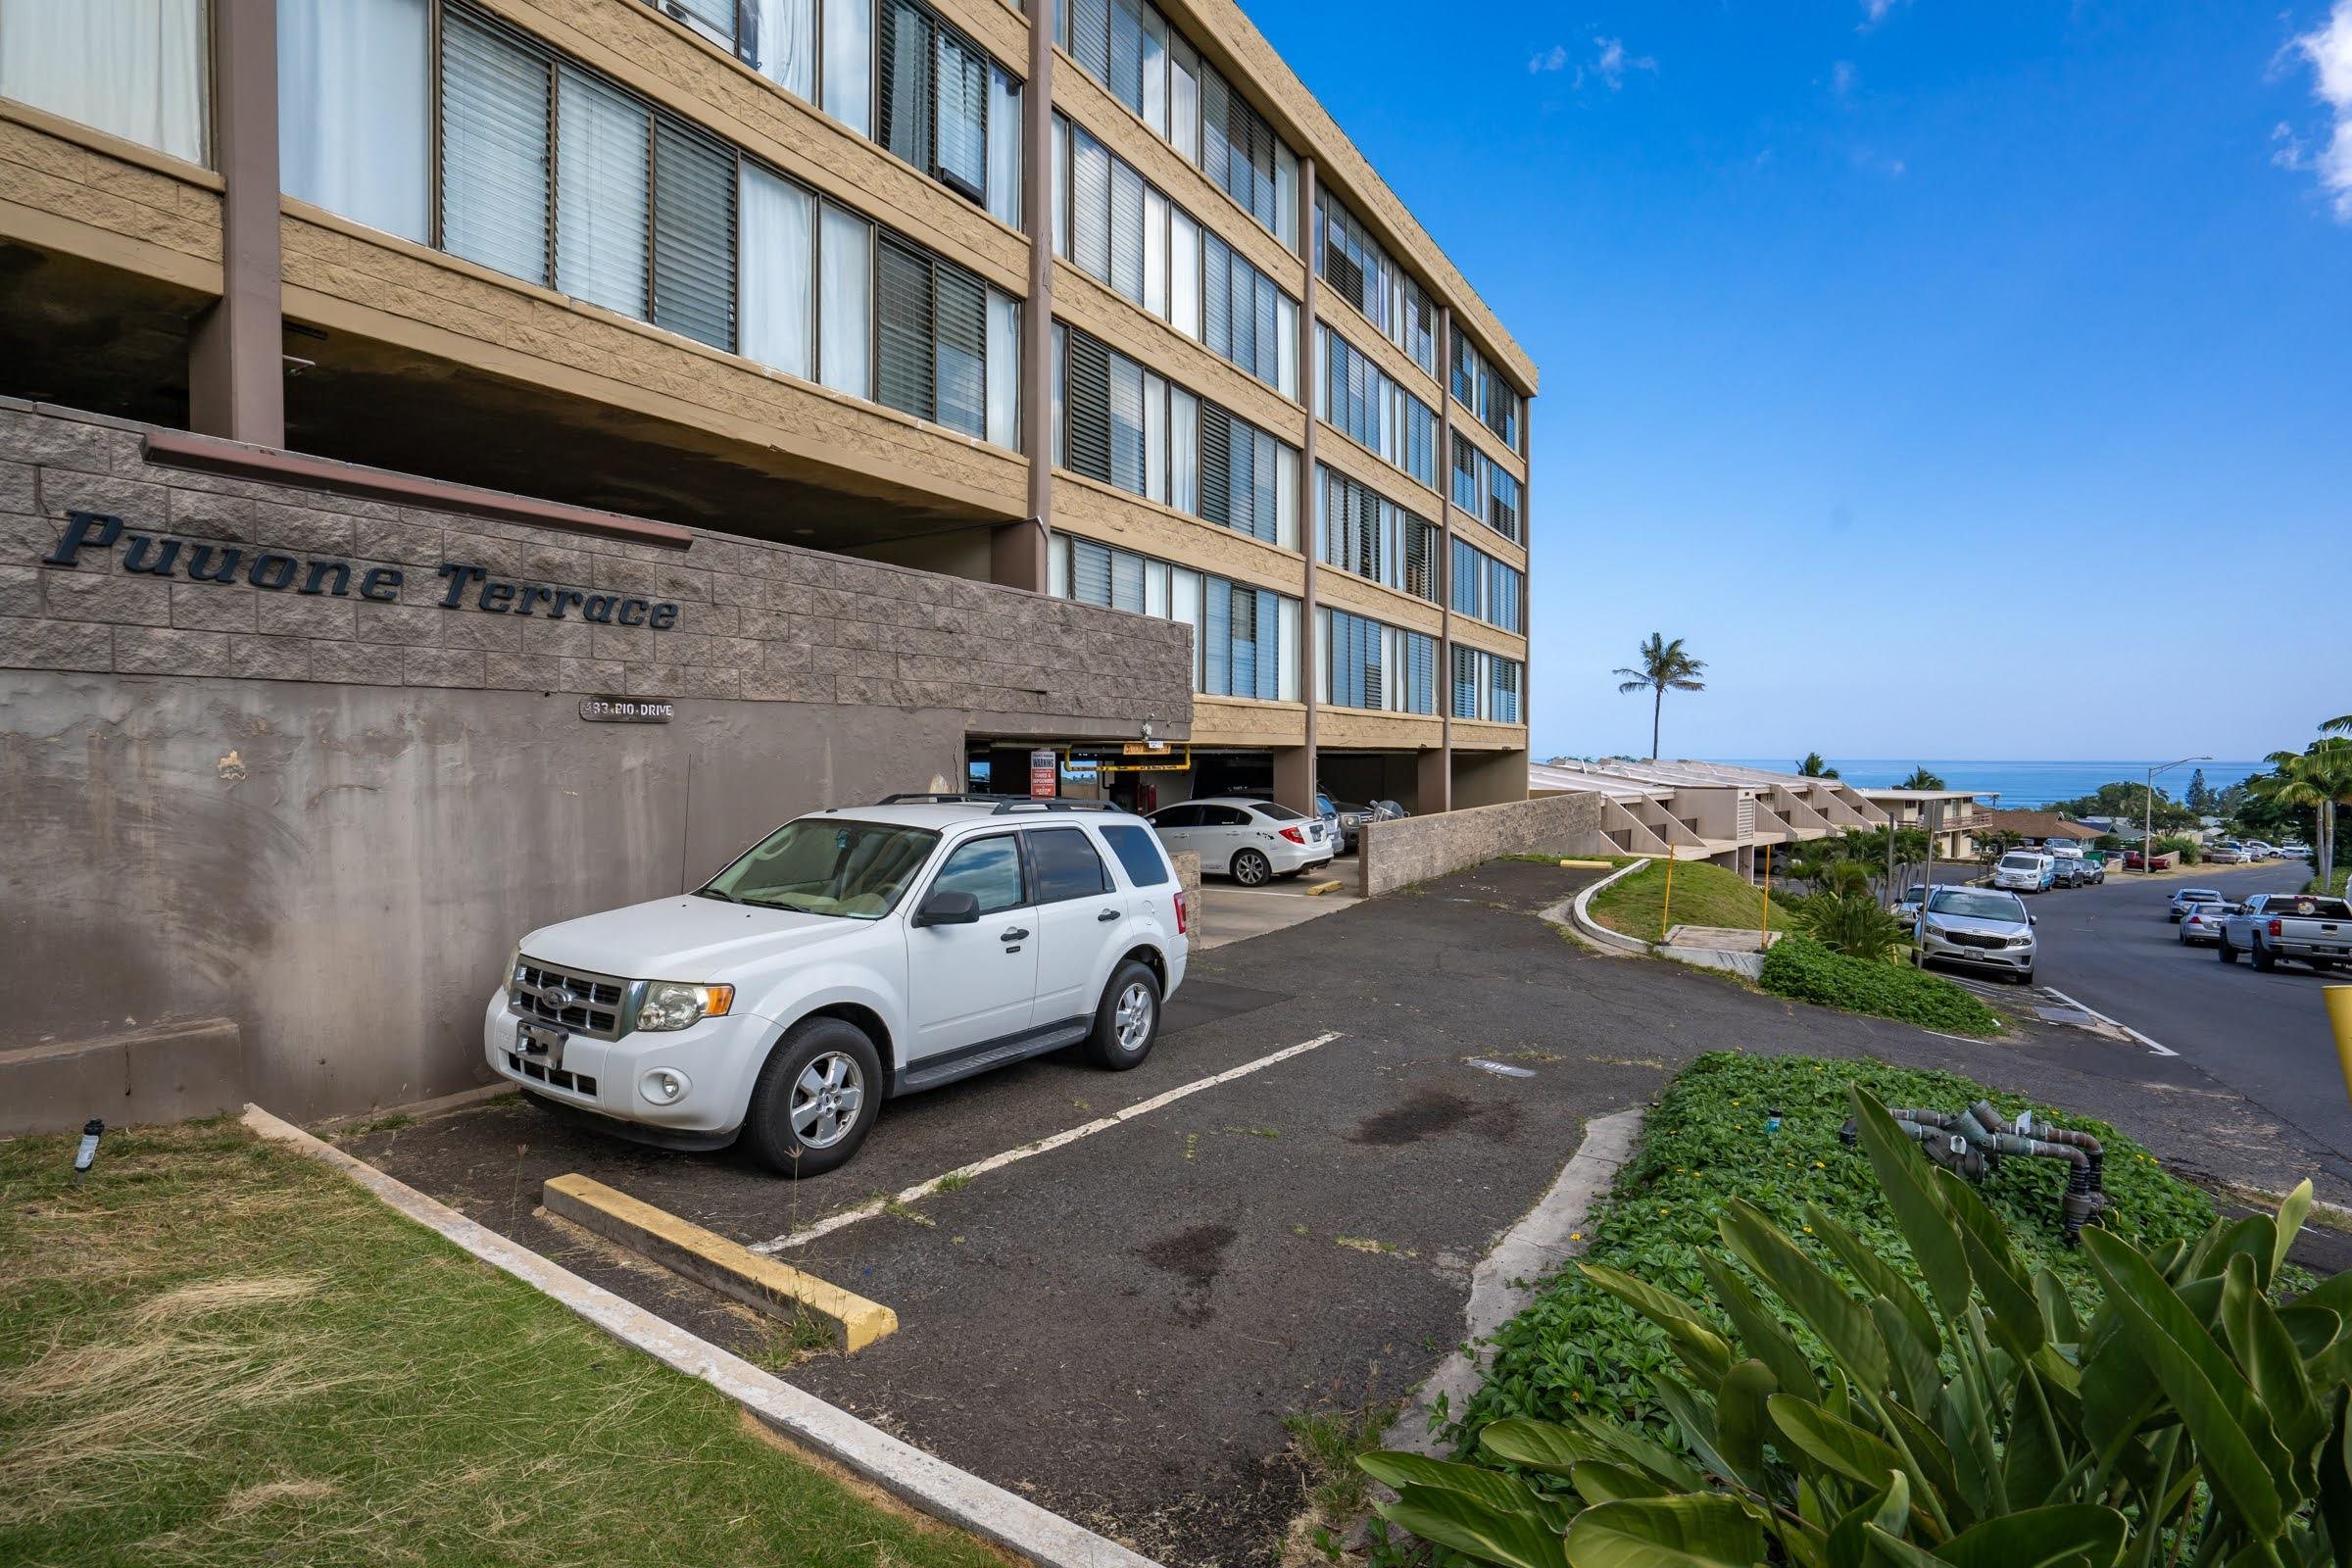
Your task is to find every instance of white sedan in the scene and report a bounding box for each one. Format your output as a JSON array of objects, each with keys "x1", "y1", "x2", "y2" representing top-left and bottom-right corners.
[{"x1": 1148, "y1": 797, "x2": 1336, "y2": 887}]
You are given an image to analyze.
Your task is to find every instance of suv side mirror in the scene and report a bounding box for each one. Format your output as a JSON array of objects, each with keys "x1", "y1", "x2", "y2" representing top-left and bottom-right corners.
[
  {"x1": 2029, "y1": 914, "x2": 2037, "y2": 926},
  {"x1": 912, "y1": 889, "x2": 980, "y2": 928}
]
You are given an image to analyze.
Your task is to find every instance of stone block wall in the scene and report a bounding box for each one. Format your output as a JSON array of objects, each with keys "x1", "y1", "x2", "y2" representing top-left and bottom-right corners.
[{"x1": 1356, "y1": 789, "x2": 1604, "y2": 899}]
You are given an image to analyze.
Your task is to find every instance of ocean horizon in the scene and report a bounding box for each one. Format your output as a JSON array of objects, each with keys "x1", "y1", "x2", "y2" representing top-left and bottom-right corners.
[{"x1": 1708, "y1": 759, "x2": 2268, "y2": 810}]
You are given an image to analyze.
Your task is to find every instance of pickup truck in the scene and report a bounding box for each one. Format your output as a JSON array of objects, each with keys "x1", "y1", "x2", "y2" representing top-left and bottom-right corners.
[{"x1": 2217, "y1": 892, "x2": 2352, "y2": 973}]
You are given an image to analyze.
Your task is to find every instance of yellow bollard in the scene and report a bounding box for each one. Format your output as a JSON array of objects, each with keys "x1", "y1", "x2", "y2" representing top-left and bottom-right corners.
[
  {"x1": 2330, "y1": 986, "x2": 2352, "y2": 1107},
  {"x1": 1658, "y1": 852, "x2": 1677, "y2": 944}
]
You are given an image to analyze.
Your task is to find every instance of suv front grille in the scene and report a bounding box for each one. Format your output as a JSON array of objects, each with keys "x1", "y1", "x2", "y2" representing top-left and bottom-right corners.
[{"x1": 512, "y1": 958, "x2": 628, "y2": 1039}]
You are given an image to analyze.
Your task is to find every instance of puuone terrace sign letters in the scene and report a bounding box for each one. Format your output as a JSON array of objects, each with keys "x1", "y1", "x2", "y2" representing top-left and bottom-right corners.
[{"x1": 40, "y1": 511, "x2": 683, "y2": 627}]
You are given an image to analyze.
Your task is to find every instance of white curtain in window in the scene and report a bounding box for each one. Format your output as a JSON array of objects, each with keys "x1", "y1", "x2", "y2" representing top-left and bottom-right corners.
[
  {"x1": 821, "y1": 0, "x2": 872, "y2": 135},
  {"x1": 748, "y1": 0, "x2": 814, "y2": 101},
  {"x1": 985, "y1": 287, "x2": 1018, "y2": 449},
  {"x1": 1143, "y1": 188, "x2": 1167, "y2": 319},
  {"x1": 1169, "y1": 386, "x2": 1197, "y2": 514},
  {"x1": 278, "y1": 0, "x2": 428, "y2": 240},
  {"x1": 0, "y1": 0, "x2": 207, "y2": 164},
  {"x1": 986, "y1": 66, "x2": 1021, "y2": 227},
  {"x1": 739, "y1": 163, "x2": 813, "y2": 378},
  {"x1": 817, "y1": 203, "x2": 871, "y2": 398},
  {"x1": 556, "y1": 69, "x2": 649, "y2": 318},
  {"x1": 1142, "y1": 370, "x2": 1166, "y2": 505},
  {"x1": 1169, "y1": 210, "x2": 1200, "y2": 338}
]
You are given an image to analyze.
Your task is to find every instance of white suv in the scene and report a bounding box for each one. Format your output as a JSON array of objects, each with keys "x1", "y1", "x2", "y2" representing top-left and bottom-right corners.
[{"x1": 483, "y1": 796, "x2": 1190, "y2": 1175}]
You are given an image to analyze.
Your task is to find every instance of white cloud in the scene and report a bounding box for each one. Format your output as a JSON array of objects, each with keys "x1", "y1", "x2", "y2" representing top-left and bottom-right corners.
[
  {"x1": 2280, "y1": 0, "x2": 2352, "y2": 219},
  {"x1": 1529, "y1": 35, "x2": 1655, "y2": 90},
  {"x1": 1832, "y1": 60, "x2": 1858, "y2": 98},
  {"x1": 1860, "y1": 0, "x2": 1910, "y2": 31}
]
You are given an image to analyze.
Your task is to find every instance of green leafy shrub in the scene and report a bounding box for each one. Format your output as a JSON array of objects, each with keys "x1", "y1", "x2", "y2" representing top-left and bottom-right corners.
[
  {"x1": 1793, "y1": 892, "x2": 1909, "y2": 962},
  {"x1": 1460, "y1": 1054, "x2": 2213, "y2": 1445},
  {"x1": 1760, "y1": 936, "x2": 2001, "y2": 1035},
  {"x1": 1367, "y1": 1084, "x2": 2344, "y2": 1568},
  {"x1": 2156, "y1": 833, "x2": 2202, "y2": 863}
]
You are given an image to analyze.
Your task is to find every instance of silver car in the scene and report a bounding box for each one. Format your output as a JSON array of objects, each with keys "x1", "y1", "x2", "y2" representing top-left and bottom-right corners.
[
  {"x1": 1147, "y1": 797, "x2": 1336, "y2": 886},
  {"x1": 2168, "y1": 887, "x2": 2225, "y2": 922},
  {"x1": 2178, "y1": 902, "x2": 2232, "y2": 946},
  {"x1": 1918, "y1": 887, "x2": 2037, "y2": 984}
]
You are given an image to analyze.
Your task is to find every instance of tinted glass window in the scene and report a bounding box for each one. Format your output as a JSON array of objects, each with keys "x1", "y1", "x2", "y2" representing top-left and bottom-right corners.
[
  {"x1": 1099, "y1": 823, "x2": 1171, "y2": 887},
  {"x1": 1206, "y1": 805, "x2": 1251, "y2": 826},
  {"x1": 1152, "y1": 804, "x2": 1200, "y2": 828},
  {"x1": 1029, "y1": 827, "x2": 1112, "y2": 902},
  {"x1": 931, "y1": 835, "x2": 1027, "y2": 914},
  {"x1": 1256, "y1": 802, "x2": 1304, "y2": 821}
]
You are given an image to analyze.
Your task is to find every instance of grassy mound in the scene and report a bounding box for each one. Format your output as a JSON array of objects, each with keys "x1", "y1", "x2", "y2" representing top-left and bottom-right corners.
[
  {"x1": 1761, "y1": 934, "x2": 2002, "y2": 1035},
  {"x1": 1458, "y1": 1053, "x2": 2223, "y2": 1446},
  {"x1": 1590, "y1": 858, "x2": 1791, "y2": 941}
]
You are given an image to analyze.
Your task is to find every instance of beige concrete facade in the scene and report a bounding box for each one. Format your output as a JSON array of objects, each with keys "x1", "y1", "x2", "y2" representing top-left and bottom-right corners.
[{"x1": 0, "y1": 0, "x2": 1534, "y2": 808}]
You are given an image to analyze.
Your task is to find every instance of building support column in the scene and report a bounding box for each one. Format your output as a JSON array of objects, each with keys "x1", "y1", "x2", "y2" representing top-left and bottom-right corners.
[
  {"x1": 1432, "y1": 306, "x2": 1455, "y2": 814},
  {"x1": 1279, "y1": 155, "x2": 1319, "y2": 817},
  {"x1": 188, "y1": 0, "x2": 284, "y2": 447},
  {"x1": 996, "y1": 7, "x2": 1056, "y2": 594}
]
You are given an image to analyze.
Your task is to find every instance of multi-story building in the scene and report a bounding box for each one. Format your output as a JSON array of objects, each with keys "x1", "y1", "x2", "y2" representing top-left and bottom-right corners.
[{"x1": 0, "y1": 0, "x2": 1536, "y2": 814}]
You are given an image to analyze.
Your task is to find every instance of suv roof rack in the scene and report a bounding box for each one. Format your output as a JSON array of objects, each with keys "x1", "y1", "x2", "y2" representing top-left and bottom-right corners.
[{"x1": 989, "y1": 799, "x2": 1128, "y2": 815}]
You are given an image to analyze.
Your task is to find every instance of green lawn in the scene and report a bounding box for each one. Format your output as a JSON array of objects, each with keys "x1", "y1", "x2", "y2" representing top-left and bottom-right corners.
[
  {"x1": 0, "y1": 1120, "x2": 1007, "y2": 1568},
  {"x1": 1588, "y1": 857, "x2": 1791, "y2": 941}
]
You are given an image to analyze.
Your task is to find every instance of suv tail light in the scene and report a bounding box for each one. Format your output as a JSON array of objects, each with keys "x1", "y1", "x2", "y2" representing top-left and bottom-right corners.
[
  {"x1": 1279, "y1": 826, "x2": 1305, "y2": 845},
  {"x1": 2270, "y1": 918, "x2": 2283, "y2": 938},
  {"x1": 1173, "y1": 891, "x2": 1189, "y2": 935}
]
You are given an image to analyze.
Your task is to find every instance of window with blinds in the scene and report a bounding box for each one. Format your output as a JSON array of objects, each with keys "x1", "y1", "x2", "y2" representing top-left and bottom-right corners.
[
  {"x1": 1491, "y1": 658, "x2": 1523, "y2": 723},
  {"x1": 1450, "y1": 326, "x2": 1523, "y2": 451},
  {"x1": 656, "y1": 0, "x2": 736, "y2": 46},
  {"x1": 555, "y1": 68, "x2": 649, "y2": 318},
  {"x1": 1054, "y1": 0, "x2": 1297, "y2": 249},
  {"x1": 440, "y1": 11, "x2": 551, "y2": 285},
  {"x1": 1053, "y1": 537, "x2": 1298, "y2": 700},
  {"x1": 1318, "y1": 327, "x2": 1437, "y2": 489},
  {"x1": 651, "y1": 119, "x2": 736, "y2": 349},
  {"x1": 1317, "y1": 466, "x2": 1438, "y2": 603},
  {"x1": 1452, "y1": 645, "x2": 1480, "y2": 719},
  {"x1": 870, "y1": 235, "x2": 992, "y2": 436},
  {"x1": 1311, "y1": 187, "x2": 1438, "y2": 377},
  {"x1": 1054, "y1": 330, "x2": 1296, "y2": 541},
  {"x1": 878, "y1": 1, "x2": 934, "y2": 174}
]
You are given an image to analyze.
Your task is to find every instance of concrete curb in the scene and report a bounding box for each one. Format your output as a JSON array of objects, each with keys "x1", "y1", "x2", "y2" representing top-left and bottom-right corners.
[
  {"x1": 1562, "y1": 858, "x2": 1654, "y2": 956},
  {"x1": 242, "y1": 1104, "x2": 1161, "y2": 1568},
  {"x1": 1555, "y1": 858, "x2": 1769, "y2": 979},
  {"x1": 543, "y1": 1173, "x2": 900, "y2": 1352},
  {"x1": 1388, "y1": 1108, "x2": 1647, "y2": 1454}
]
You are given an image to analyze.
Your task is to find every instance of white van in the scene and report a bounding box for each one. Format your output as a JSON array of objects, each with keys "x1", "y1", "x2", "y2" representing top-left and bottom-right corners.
[{"x1": 1992, "y1": 852, "x2": 2055, "y2": 893}]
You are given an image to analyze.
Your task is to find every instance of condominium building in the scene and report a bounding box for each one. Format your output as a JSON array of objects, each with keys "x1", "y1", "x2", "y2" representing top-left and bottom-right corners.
[
  {"x1": 0, "y1": 0, "x2": 1533, "y2": 1116},
  {"x1": 0, "y1": 0, "x2": 1535, "y2": 812}
]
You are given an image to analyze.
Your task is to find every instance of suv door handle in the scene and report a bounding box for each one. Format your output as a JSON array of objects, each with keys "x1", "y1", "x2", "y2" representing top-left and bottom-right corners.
[
  {"x1": 1097, "y1": 907, "x2": 1120, "y2": 922},
  {"x1": 1000, "y1": 927, "x2": 1029, "y2": 942}
]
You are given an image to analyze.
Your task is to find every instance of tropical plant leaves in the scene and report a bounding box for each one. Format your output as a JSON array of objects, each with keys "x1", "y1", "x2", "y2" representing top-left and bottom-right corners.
[
  {"x1": 1560, "y1": 1495, "x2": 1768, "y2": 1568},
  {"x1": 1384, "y1": 1484, "x2": 1568, "y2": 1568},
  {"x1": 1931, "y1": 1503, "x2": 2129, "y2": 1568},
  {"x1": 1846, "y1": 1090, "x2": 1974, "y2": 1321}
]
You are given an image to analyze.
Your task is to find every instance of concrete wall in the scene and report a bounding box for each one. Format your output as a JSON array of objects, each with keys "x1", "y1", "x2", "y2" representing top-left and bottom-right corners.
[
  {"x1": 0, "y1": 403, "x2": 1195, "y2": 1122},
  {"x1": 1355, "y1": 789, "x2": 1604, "y2": 899}
]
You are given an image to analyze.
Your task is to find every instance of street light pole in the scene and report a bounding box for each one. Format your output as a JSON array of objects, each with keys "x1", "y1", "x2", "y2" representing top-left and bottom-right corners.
[{"x1": 2144, "y1": 755, "x2": 2212, "y2": 871}]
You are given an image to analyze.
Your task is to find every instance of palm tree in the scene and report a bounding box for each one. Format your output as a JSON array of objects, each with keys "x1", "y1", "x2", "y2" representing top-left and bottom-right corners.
[
  {"x1": 2256, "y1": 738, "x2": 2352, "y2": 893},
  {"x1": 1614, "y1": 634, "x2": 1707, "y2": 761},
  {"x1": 1796, "y1": 752, "x2": 1839, "y2": 779},
  {"x1": 1898, "y1": 766, "x2": 1946, "y2": 791}
]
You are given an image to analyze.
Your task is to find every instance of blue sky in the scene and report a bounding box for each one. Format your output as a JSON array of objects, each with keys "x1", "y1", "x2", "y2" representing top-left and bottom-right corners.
[{"x1": 1244, "y1": 0, "x2": 2352, "y2": 763}]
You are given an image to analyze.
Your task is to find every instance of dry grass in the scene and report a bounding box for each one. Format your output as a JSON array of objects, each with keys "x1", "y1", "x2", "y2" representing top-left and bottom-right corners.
[{"x1": 0, "y1": 1119, "x2": 1009, "y2": 1568}]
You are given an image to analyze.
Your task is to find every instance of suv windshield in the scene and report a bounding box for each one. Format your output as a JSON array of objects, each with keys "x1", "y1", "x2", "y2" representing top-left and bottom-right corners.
[
  {"x1": 699, "y1": 819, "x2": 940, "y2": 918},
  {"x1": 1929, "y1": 890, "x2": 2028, "y2": 923}
]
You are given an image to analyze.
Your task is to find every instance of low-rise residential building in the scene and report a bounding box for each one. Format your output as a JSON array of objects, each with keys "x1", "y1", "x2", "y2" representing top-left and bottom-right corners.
[
  {"x1": 1528, "y1": 759, "x2": 1891, "y2": 874},
  {"x1": 1858, "y1": 788, "x2": 1997, "y2": 862}
]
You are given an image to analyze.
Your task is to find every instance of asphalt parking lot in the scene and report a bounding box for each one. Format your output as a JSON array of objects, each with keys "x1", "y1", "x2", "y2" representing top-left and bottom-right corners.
[{"x1": 345, "y1": 859, "x2": 2352, "y2": 1567}]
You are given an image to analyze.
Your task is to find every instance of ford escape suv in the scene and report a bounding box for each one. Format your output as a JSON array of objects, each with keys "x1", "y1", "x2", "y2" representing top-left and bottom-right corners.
[{"x1": 485, "y1": 796, "x2": 1189, "y2": 1175}]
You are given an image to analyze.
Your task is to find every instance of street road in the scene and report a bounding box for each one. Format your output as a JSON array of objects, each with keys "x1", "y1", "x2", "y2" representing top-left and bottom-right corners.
[{"x1": 2030, "y1": 862, "x2": 2352, "y2": 1160}]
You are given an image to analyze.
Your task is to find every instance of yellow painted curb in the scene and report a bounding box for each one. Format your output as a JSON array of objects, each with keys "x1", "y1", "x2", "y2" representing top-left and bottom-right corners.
[
  {"x1": 1557, "y1": 858, "x2": 1616, "y2": 869},
  {"x1": 1301, "y1": 879, "x2": 1344, "y2": 896},
  {"x1": 543, "y1": 1173, "x2": 898, "y2": 1353}
]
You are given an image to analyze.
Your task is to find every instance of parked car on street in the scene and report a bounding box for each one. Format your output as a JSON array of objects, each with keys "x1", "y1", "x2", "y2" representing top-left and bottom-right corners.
[
  {"x1": 1330, "y1": 799, "x2": 1377, "y2": 854},
  {"x1": 485, "y1": 795, "x2": 1190, "y2": 1175},
  {"x1": 2124, "y1": 850, "x2": 2176, "y2": 870},
  {"x1": 1917, "y1": 886, "x2": 2038, "y2": 985},
  {"x1": 2208, "y1": 845, "x2": 2253, "y2": 865},
  {"x1": 1992, "y1": 851, "x2": 2056, "y2": 894},
  {"x1": 2079, "y1": 857, "x2": 2107, "y2": 885},
  {"x1": 2278, "y1": 842, "x2": 2313, "y2": 860},
  {"x1": 1231, "y1": 787, "x2": 1345, "y2": 853},
  {"x1": 2051, "y1": 858, "x2": 2090, "y2": 889},
  {"x1": 2243, "y1": 841, "x2": 2278, "y2": 860},
  {"x1": 2169, "y1": 887, "x2": 2226, "y2": 921},
  {"x1": 2218, "y1": 892, "x2": 2352, "y2": 972},
  {"x1": 2178, "y1": 903, "x2": 2234, "y2": 946},
  {"x1": 1150, "y1": 796, "x2": 1335, "y2": 886},
  {"x1": 1890, "y1": 886, "x2": 1929, "y2": 925}
]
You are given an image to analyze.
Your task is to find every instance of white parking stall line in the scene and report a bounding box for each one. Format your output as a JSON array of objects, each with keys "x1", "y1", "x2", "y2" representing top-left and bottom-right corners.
[
  {"x1": 747, "y1": 1032, "x2": 1348, "y2": 1255},
  {"x1": 2038, "y1": 986, "x2": 2179, "y2": 1057}
]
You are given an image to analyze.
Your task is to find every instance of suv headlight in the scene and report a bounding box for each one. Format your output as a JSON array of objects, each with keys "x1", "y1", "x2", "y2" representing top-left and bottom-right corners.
[{"x1": 636, "y1": 982, "x2": 735, "y2": 1033}]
